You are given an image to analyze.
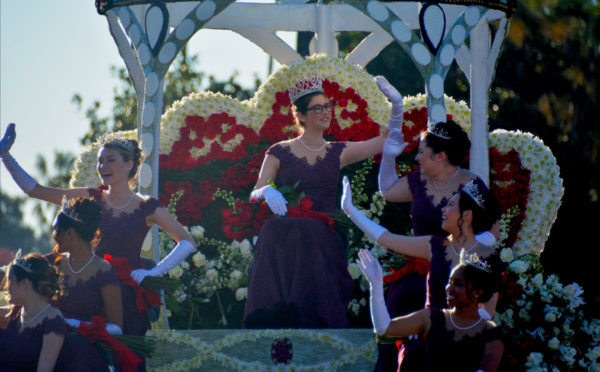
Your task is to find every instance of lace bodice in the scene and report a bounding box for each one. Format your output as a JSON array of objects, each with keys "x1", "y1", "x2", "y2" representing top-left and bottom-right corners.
[
  {"x1": 267, "y1": 142, "x2": 346, "y2": 213},
  {"x1": 88, "y1": 188, "x2": 161, "y2": 269}
]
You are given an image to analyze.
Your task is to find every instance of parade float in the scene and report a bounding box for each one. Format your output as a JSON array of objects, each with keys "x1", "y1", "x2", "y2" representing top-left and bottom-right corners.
[{"x1": 68, "y1": 1, "x2": 599, "y2": 370}]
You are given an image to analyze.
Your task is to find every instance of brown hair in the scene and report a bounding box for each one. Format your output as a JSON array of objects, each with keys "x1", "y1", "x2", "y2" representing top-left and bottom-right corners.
[{"x1": 5, "y1": 253, "x2": 61, "y2": 300}]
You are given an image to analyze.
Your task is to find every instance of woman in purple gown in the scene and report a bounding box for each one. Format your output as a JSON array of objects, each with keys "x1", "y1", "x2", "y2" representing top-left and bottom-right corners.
[
  {"x1": 0, "y1": 253, "x2": 106, "y2": 372},
  {"x1": 242, "y1": 76, "x2": 388, "y2": 328},
  {"x1": 48, "y1": 197, "x2": 123, "y2": 335},
  {"x1": 357, "y1": 248, "x2": 505, "y2": 372},
  {"x1": 1, "y1": 126, "x2": 196, "y2": 336},
  {"x1": 373, "y1": 79, "x2": 494, "y2": 370}
]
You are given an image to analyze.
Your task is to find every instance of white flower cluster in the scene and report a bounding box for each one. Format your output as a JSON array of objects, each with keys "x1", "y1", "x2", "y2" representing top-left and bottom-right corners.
[
  {"x1": 147, "y1": 328, "x2": 376, "y2": 372},
  {"x1": 402, "y1": 93, "x2": 471, "y2": 136},
  {"x1": 489, "y1": 129, "x2": 564, "y2": 256},
  {"x1": 494, "y1": 259, "x2": 599, "y2": 371}
]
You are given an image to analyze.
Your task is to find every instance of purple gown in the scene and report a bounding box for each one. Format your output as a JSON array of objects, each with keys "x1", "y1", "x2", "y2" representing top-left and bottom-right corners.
[
  {"x1": 400, "y1": 309, "x2": 504, "y2": 372},
  {"x1": 0, "y1": 306, "x2": 105, "y2": 372},
  {"x1": 376, "y1": 170, "x2": 476, "y2": 372},
  {"x1": 88, "y1": 188, "x2": 162, "y2": 336},
  {"x1": 243, "y1": 142, "x2": 354, "y2": 328},
  {"x1": 49, "y1": 253, "x2": 120, "y2": 322}
]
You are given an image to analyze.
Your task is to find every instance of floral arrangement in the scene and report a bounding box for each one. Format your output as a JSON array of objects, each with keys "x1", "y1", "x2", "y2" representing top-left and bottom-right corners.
[
  {"x1": 66, "y1": 55, "x2": 599, "y2": 370},
  {"x1": 494, "y1": 249, "x2": 600, "y2": 371},
  {"x1": 146, "y1": 329, "x2": 376, "y2": 372}
]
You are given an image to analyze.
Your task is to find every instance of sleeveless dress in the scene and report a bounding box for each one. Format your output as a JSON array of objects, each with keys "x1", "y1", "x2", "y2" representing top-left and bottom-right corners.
[
  {"x1": 242, "y1": 142, "x2": 354, "y2": 328},
  {"x1": 0, "y1": 306, "x2": 106, "y2": 371},
  {"x1": 376, "y1": 169, "x2": 476, "y2": 372},
  {"x1": 399, "y1": 309, "x2": 505, "y2": 372},
  {"x1": 88, "y1": 188, "x2": 162, "y2": 336}
]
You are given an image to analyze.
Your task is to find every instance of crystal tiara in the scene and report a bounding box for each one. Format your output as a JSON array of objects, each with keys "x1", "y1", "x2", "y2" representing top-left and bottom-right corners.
[
  {"x1": 427, "y1": 124, "x2": 451, "y2": 140},
  {"x1": 98, "y1": 133, "x2": 134, "y2": 153},
  {"x1": 462, "y1": 180, "x2": 484, "y2": 207},
  {"x1": 288, "y1": 76, "x2": 324, "y2": 104},
  {"x1": 57, "y1": 196, "x2": 82, "y2": 224},
  {"x1": 460, "y1": 250, "x2": 491, "y2": 272}
]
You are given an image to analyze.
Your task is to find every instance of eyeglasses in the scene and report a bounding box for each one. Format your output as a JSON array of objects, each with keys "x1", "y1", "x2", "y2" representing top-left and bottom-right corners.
[{"x1": 306, "y1": 103, "x2": 334, "y2": 114}]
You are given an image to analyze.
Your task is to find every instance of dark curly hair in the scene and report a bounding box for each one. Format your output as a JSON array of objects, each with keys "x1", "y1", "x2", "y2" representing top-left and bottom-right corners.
[
  {"x1": 54, "y1": 197, "x2": 102, "y2": 243},
  {"x1": 422, "y1": 120, "x2": 471, "y2": 166},
  {"x1": 452, "y1": 263, "x2": 501, "y2": 304},
  {"x1": 6, "y1": 253, "x2": 61, "y2": 300},
  {"x1": 103, "y1": 139, "x2": 144, "y2": 180},
  {"x1": 457, "y1": 179, "x2": 500, "y2": 236}
]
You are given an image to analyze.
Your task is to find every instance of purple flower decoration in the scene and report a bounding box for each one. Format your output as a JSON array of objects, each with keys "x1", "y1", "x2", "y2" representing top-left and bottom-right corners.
[{"x1": 271, "y1": 337, "x2": 293, "y2": 364}]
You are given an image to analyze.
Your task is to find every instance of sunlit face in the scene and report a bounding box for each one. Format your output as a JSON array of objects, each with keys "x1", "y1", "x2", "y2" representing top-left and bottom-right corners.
[
  {"x1": 441, "y1": 193, "x2": 461, "y2": 234},
  {"x1": 445, "y1": 266, "x2": 470, "y2": 308},
  {"x1": 415, "y1": 139, "x2": 438, "y2": 176},
  {"x1": 51, "y1": 222, "x2": 70, "y2": 254},
  {"x1": 97, "y1": 147, "x2": 133, "y2": 186},
  {"x1": 6, "y1": 271, "x2": 27, "y2": 306},
  {"x1": 296, "y1": 94, "x2": 332, "y2": 131}
]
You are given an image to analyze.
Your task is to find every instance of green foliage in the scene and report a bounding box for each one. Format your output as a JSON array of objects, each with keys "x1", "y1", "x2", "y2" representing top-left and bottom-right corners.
[{"x1": 0, "y1": 191, "x2": 46, "y2": 256}]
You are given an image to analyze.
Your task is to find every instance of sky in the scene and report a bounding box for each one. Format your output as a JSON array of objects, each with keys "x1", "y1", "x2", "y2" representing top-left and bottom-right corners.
[{"x1": 0, "y1": 0, "x2": 294, "y2": 229}]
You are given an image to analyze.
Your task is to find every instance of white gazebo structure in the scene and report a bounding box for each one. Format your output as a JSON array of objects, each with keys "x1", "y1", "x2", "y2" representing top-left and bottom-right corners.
[{"x1": 96, "y1": 0, "x2": 515, "y2": 299}]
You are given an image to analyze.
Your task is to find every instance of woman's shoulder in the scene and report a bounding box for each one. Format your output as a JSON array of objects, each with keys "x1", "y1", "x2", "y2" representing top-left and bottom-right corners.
[
  {"x1": 458, "y1": 168, "x2": 482, "y2": 183},
  {"x1": 138, "y1": 193, "x2": 162, "y2": 212}
]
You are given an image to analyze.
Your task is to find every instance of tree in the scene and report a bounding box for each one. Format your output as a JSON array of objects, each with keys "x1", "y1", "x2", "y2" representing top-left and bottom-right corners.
[
  {"x1": 0, "y1": 191, "x2": 47, "y2": 256},
  {"x1": 73, "y1": 46, "x2": 260, "y2": 144}
]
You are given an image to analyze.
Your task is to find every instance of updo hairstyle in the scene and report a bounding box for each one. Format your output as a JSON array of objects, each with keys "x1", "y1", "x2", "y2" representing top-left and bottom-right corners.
[
  {"x1": 7, "y1": 253, "x2": 61, "y2": 300},
  {"x1": 453, "y1": 262, "x2": 501, "y2": 303},
  {"x1": 458, "y1": 179, "x2": 500, "y2": 235},
  {"x1": 292, "y1": 91, "x2": 327, "y2": 128},
  {"x1": 423, "y1": 120, "x2": 470, "y2": 165},
  {"x1": 102, "y1": 138, "x2": 144, "y2": 180},
  {"x1": 54, "y1": 197, "x2": 102, "y2": 243}
]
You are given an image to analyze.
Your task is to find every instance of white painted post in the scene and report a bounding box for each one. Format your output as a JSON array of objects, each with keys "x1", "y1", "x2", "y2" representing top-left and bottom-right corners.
[{"x1": 469, "y1": 19, "x2": 491, "y2": 186}]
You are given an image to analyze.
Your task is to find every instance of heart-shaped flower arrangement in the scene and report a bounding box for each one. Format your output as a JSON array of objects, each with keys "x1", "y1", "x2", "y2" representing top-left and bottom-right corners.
[{"x1": 69, "y1": 55, "x2": 562, "y2": 329}]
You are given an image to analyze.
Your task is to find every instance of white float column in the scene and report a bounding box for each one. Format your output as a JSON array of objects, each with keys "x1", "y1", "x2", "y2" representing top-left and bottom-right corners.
[{"x1": 469, "y1": 19, "x2": 491, "y2": 186}]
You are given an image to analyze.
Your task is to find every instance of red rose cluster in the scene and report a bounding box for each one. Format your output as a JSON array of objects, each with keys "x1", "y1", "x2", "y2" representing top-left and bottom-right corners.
[{"x1": 489, "y1": 147, "x2": 531, "y2": 248}]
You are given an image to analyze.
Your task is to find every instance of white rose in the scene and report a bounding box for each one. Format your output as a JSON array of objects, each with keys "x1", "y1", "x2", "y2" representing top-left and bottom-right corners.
[
  {"x1": 545, "y1": 312, "x2": 557, "y2": 323},
  {"x1": 206, "y1": 269, "x2": 218, "y2": 281},
  {"x1": 509, "y1": 260, "x2": 528, "y2": 274},
  {"x1": 169, "y1": 266, "x2": 184, "y2": 279},
  {"x1": 192, "y1": 252, "x2": 206, "y2": 267},
  {"x1": 229, "y1": 270, "x2": 242, "y2": 282},
  {"x1": 548, "y1": 337, "x2": 560, "y2": 350},
  {"x1": 189, "y1": 225, "x2": 205, "y2": 239},
  {"x1": 347, "y1": 263, "x2": 362, "y2": 280},
  {"x1": 180, "y1": 261, "x2": 190, "y2": 270},
  {"x1": 235, "y1": 287, "x2": 248, "y2": 301},
  {"x1": 499, "y1": 248, "x2": 513, "y2": 263}
]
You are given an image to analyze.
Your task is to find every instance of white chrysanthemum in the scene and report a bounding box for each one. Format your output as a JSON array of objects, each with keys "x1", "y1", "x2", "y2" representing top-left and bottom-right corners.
[{"x1": 347, "y1": 263, "x2": 362, "y2": 280}]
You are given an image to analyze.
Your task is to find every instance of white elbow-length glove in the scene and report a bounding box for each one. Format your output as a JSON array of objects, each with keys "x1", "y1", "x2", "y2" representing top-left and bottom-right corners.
[
  {"x1": 341, "y1": 176, "x2": 388, "y2": 242},
  {"x1": 378, "y1": 129, "x2": 409, "y2": 194},
  {"x1": 356, "y1": 249, "x2": 391, "y2": 335},
  {"x1": 64, "y1": 318, "x2": 123, "y2": 335},
  {"x1": 131, "y1": 240, "x2": 196, "y2": 284},
  {"x1": 375, "y1": 76, "x2": 404, "y2": 130},
  {"x1": 250, "y1": 185, "x2": 288, "y2": 216},
  {"x1": 0, "y1": 124, "x2": 37, "y2": 194}
]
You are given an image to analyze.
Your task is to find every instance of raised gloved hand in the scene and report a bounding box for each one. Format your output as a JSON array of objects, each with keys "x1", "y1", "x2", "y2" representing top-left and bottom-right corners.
[
  {"x1": 0, "y1": 123, "x2": 37, "y2": 194},
  {"x1": 250, "y1": 185, "x2": 288, "y2": 216},
  {"x1": 375, "y1": 76, "x2": 404, "y2": 130},
  {"x1": 0, "y1": 123, "x2": 16, "y2": 155},
  {"x1": 131, "y1": 240, "x2": 196, "y2": 283},
  {"x1": 356, "y1": 249, "x2": 390, "y2": 335},
  {"x1": 378, "y1": 129, "x2": 408, "y2": 193},
  {"x1": 341, "y1": 176, "x2": 387, "y2": 242}
]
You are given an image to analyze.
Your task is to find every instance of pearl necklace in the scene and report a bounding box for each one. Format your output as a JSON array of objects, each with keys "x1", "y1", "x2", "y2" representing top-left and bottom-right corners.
[
  {"x1": 67, "y1": 253, "x2": 96, "y2": 274},
  {"x1": 297, "y1": 137, "x2": 327, "y2": 152},
  {"x1": 431, "y1": 167, "x2": 460, "y2": 190},
  {"x1": 21, "y1": 303, "x2": 51, "y2": 325},
  {"x1": 449, "y1": 311, "x2": 482, "y2": 330},
  {"x1": 106, "y1": 191, "x2": 135, "y2": 210}
]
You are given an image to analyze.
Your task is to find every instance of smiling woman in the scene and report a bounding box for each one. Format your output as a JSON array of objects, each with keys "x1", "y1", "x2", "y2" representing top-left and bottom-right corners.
[{"x1": 0, "y1": 128, "x2": 197, "y2": 336}]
